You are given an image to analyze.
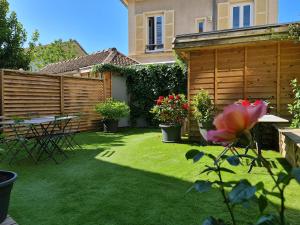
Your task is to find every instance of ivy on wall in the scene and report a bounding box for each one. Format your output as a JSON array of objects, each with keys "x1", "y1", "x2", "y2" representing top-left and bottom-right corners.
[{"x1": 93, "y1": 62, "x2": 187, "y2": 125}]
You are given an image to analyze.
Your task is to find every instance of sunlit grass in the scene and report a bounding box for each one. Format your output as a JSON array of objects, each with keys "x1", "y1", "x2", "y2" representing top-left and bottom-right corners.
[{"x1": 0, "y1": 128, "x2": 299, "y2": 225}]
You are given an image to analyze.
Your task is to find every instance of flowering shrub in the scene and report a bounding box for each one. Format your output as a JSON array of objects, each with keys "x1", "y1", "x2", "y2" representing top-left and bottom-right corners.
[
  {"x1": 151, "y1": 94, "x2": 188, "y2": 125},
  {"x1": 186, "y1": 101, "x2": 300, "y2": 225}
]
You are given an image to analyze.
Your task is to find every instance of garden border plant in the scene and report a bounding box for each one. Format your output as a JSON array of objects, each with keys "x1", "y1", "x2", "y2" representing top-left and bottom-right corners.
[
  {"x1": 93, "y1": 61, "x2": 187, "y2": 126},
  {"x1": 186, "y1": 101, "x2": 300, "y2": 225},
  {"x1": 95, "y1": 98, "x2": 130, "y2": 132}
]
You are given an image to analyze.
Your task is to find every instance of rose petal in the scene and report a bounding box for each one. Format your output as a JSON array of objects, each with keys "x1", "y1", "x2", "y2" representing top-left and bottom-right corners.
[
  {"x1": 247, "y1": 102, "x2": 267, "y2": 128},
  {"x1": 206, "y1": 129, "x2": 237, "y2": 144},
  {"x1": 222, "y1": 104, "x2": 249, "y2": 132}
]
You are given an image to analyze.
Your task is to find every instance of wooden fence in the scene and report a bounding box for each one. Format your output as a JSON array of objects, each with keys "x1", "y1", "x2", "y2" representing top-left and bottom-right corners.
[
  {"x1": 188, "y1": 41, "x2": 300, "y2": 137},
  {"x1": 0, "y1": 69, "x2": 109, "y2": 131}
]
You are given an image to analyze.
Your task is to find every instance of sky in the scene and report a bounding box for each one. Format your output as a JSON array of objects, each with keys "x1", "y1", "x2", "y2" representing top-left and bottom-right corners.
[{"x1": 7, "y1": 0, "x2": 300, "y2": 55}]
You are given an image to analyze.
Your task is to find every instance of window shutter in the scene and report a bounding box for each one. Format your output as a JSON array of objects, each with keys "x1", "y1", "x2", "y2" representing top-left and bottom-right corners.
[
  {"x1": 164, "y1": 10, "x2": 175, "y2": 51},
  {"x1": 255, "y1": 0, "x2": 268, "y2": 25},
  {"x1": 135, "y1": 14, "x2": 145, "y2": 54},
  {"x1": 217, "y1": 3, "x2": 230, "y2": 30}
]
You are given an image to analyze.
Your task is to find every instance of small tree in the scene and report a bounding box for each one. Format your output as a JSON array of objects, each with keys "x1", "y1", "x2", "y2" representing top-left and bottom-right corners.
[{"x1": 0, "y1": 0, "x2": 35, "y2": 70}]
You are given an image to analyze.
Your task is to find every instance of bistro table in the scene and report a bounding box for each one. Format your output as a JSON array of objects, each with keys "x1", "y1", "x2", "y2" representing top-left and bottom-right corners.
[
  {"x1": 0, "y1": 115, "x2": 77, "y2": 164},
  {"x1": 255, "y1": 114, "x2": 289, "y2": 155},
  {"x1": 247, "y1": 114, "x2": 289, "y2": 173}
]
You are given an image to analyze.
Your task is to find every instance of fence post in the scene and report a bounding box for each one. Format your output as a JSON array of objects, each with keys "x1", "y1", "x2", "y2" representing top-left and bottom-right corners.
[
  {"x1": 60, "y1": 76, "x2": 64, "y2": 115},
  {"x1": 0, "y1": 70, "x2": 4, "y2": 118}
]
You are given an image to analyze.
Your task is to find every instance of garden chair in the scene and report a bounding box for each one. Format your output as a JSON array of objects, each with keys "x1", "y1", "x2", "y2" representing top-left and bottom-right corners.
[{"x1": 62, "y1": 113, "x2": 83, "y2": 151}]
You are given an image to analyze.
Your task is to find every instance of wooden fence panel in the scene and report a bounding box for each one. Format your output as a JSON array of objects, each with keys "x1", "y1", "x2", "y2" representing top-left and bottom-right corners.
[
  {"x1": 189, "y1": 41, "x2": 300, "y2": 137},
  {"x1": 0, "y1": 70, "x2": 107, "y2": 133}
]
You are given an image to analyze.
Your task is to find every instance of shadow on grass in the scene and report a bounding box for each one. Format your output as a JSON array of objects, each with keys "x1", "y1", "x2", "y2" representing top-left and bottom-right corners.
[{"x1": 1, "y1": 129, "x2": 299, "y2": 225}]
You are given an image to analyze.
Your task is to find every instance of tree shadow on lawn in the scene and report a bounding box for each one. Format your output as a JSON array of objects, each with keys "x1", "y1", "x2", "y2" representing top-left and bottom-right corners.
[{"x1": 5, "y1": 148, "x2": 300, "y2": 225}]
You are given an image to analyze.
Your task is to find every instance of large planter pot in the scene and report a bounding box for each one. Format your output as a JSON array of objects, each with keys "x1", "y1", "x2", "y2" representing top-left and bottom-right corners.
[
  {"x1": 0, "y1": 171, "x2": 17, "y2": 223},
  {"x1": 159, "y1": 124, "x2": 182, "y2": 143},
  {"x1": 198, "y1": 122, "x2": 208, "y2": 140},
  {"x1": 103, "y1": 119, "x2": 119, "y2": 133}
]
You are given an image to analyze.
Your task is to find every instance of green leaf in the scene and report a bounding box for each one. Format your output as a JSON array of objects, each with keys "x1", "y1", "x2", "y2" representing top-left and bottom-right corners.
[
  {"x1": 258, "y1": 195, "x2": 268, "y2": 214},
  {"x1": 256, "y1": 182, "x2": 265, "y2": 191},
  {"x1": 219, "y1": 167, "x2": 236, "y2": 174},
  {"x1": 202, "y1": 217, "x2": 226, "y2": 225},
  {"x1": 229, "y1": 180, "x2": 256, "y2": 204},
  {"x1": 291, "y1": 168, "x2": 300, "y2": 184},
  {"x1": 200, "y1": 167, "x2": 216, "y2": 175},
  {"x1": 256, "y1": 214, "x2": 281, "y2": 225},
  {"x1": 226, "y1": 155, "x2": 240, "y2": 166},
  {"x1": 194, "y1": 180, "x2": 212, "y2": 193},
  {"x1": 185, "y1": 149, "x2": 205, "y2": 163},
  {"x1": 277, "y1": 172, "x2": 291, "y2": 185},
  {"x1": 206, "y1": 153, "x2": 216, "y2": 161}
]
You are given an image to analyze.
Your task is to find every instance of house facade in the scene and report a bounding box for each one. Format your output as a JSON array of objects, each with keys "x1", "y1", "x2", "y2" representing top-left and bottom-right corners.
[{"x1": 121, "y1": 0, "x2": 278, "y2": 63}]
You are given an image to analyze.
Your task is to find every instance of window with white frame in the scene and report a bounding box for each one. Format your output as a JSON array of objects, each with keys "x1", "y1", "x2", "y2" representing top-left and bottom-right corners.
[
  {"x1": 147, "y1": 15, "x2": 164, "y2": 51},
  {"x1": 231, "y1": 3, "x2": 253, "y2": 29}
]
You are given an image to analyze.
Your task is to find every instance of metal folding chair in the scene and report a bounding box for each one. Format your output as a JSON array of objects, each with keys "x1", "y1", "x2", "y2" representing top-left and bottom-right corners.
[
  {"x1": 62, "y1": 114, "x2": 82, "y2": 151},
  {"x1": 6, "y1": 119, "x2": 38, "y2": 165}
]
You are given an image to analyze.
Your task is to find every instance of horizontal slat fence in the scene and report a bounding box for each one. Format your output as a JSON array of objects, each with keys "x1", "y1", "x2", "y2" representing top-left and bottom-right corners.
[
  {"x1": 189, "y1": 41, "x2": 300, "y2": 137},
  {"x1": 0, "y1": 70, "x2": 108, "y2": 133}
]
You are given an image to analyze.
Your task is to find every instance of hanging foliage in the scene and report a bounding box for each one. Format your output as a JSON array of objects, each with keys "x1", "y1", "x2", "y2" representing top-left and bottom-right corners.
[{"x1": 93, "y1": 62, "x2": 187, "y2": 125}]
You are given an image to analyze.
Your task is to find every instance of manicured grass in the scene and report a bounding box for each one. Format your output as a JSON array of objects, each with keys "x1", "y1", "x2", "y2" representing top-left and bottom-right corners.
[{"x1": 1, "y1": 129, "x2": 299, "y2": 225}]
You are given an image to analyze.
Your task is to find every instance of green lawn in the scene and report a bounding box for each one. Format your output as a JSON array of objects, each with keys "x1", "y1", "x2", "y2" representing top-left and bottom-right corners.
[{"x1": 1, "y1": 129, "x2": 299, "y2": 225}]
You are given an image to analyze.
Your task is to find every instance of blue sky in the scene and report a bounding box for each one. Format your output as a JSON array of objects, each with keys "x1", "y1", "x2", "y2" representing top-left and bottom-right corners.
[{"x1": 7, "y1": 0, "x2": 300, "y2": 54}]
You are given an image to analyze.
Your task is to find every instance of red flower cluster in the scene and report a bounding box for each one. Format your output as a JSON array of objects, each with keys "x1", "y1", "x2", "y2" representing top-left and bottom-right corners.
[
  {"x1": 240, "y1": 99, "x2": 265, "y2": 108},
  {"x1": 152, "y1": 94, "x2": 189, "y2": 125}
]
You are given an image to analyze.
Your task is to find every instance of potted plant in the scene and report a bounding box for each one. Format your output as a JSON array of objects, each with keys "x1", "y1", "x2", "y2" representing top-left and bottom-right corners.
[
  {"x1": 95, "y1": 98, "x2": 130, "y2": 133},
  {"x1": 0, "y1": 170, "x2": 17, "y2": 223},
  {"x1": 191, "y1": 90, "x2": 215, "y2": 140},
  {"x1": 151, "y1": 94, "x2": 189, "y2": 143}
]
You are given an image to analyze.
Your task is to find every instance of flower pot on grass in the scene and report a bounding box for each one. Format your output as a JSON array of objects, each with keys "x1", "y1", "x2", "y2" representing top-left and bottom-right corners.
[
  {"x1": 159, "y1": 124, "x2": 182, "y2": 143},
  {"x1": 0, "y1": 171, "x2": 17, "y2": 223},
  {"x1": 192, "y1": 90, "x2": 215, "y2": 143},
  {"x1": 151, "y1": 94, "x2": 189, "y2": 143},
  {"x1": 95, "y1": 99, "x2": 130, "y2": 133},
  {"x1": 103, "y1": 119, "x2": 119, "y2": 133}
]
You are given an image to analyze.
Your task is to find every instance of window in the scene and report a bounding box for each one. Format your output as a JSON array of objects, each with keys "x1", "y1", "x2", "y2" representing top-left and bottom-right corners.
[
  {"x1": 198, "y1": 22, "x2": 204, "y2": 33},
  {"x1": 147, "y1": 15, "x2": 164, "y2": 51},
  {"x1": 195, "y1": 18, "x2": 206, "y2": 33},
  {"x1": 231, "y1": 3, "x2": 253, "y2": 29}
]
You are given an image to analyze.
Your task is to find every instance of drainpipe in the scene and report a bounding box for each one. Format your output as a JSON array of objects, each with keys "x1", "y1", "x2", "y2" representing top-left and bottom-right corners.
[{"x1": 212, "y1": 0, "x2": 217, "y2": 31}]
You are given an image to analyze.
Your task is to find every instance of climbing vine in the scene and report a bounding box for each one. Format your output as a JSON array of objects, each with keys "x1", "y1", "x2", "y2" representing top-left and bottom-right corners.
[{"x1": 93, "y1": 62, "x2": 187, "y2": 126}]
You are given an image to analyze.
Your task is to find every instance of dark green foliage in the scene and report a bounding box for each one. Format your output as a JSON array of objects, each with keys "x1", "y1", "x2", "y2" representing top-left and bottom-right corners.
[
  {"x1": 288, "y1": 79, "x2": 300, "y2": 128},
  {"x1": 93, "y1": 63, "x2": 187, "y2": 125},
  {"x1": 0, "y1": 0, "x2": 33, "y2": 69},
  {"x1": 288, "y1": 23, "x2": 300, "y2": 41}
]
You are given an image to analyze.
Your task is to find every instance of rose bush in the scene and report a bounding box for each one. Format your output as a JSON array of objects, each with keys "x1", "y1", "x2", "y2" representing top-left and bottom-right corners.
[{"x1": 151, "y1": 94, "x2": 189, "y2": 125}]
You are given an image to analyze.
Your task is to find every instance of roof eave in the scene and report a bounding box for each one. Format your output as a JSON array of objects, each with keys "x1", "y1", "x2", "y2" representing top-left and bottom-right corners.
[
  {"x1": 174, "y1": 23, "x2": 294, "y2": 51},
  {"x1": 120, "y1": 0, "x2": 128, "y2": 8}
]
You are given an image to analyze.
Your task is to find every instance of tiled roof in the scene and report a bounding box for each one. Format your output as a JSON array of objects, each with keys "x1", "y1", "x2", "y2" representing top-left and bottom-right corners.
[{"x1": 39, "y1": 48, "x2": 138, "y2": 74}]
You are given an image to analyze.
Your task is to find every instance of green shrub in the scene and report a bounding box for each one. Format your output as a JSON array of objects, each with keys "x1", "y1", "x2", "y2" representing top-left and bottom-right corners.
[
  {"x1": 93, "y1": 62, "x2": 187, "y2": 126},
  {"x1": 191, "y1": 89, "x2": 215, "y2": 129},
  {"x1": 95, "y1": 99, "x2": 130, "y2": 121},
  {"x1": 288, "y1": 79, "x2": 300, "y2": 128}
]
